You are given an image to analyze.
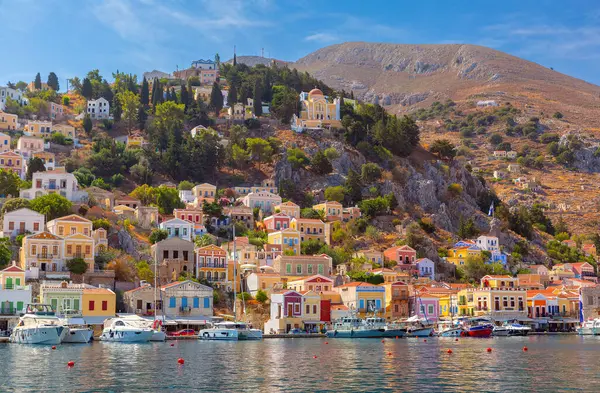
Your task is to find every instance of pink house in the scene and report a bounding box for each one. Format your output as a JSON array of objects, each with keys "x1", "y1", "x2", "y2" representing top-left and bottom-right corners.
[
  {"x1": 173, "y1": 208, "x2": 204, "y2": 224},
  {"x1": 263, "y1": 213, "x2": 291, "y2": 232},
  {"x1": 384, "y1": 245, "x2": 417, "y2": 265},
  {"x1": 413, "y1": 292, "x2": 440, "y2": 322}
]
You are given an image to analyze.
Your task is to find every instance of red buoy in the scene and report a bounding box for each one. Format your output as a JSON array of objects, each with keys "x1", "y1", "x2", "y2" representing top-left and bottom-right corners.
[
  {"x1": 67, "y1": 361, "x2": 75, "y2": 367},
  {"x1": 388, "y1": 352, "x2": 392, "y2": 356},
  {"x1": 447, "y1": 349, "x2": 453, "y2": 354},
  {"x1": 170, "y1": 343, "x2": 174, "y2": 347},
  {"x1": 381, "y1": 339, "x2": 385, "y2": 343},
  {"x1": 395, "y1": 336, "x2": 399, "y2": 339},
  {"x1": 177, "y1": 358, "x2": 185, "y2": 365},
  {"x1": 423, "y1": 339, "x2": 427, "y2": 342},
  {"x1": 52, "y1": 346, "x2": 57, "y2": 350},
  {"x1": 313, "y1": 355, "x2": 318, "y2": 359},
  {"x1": 523, "y1": 346, "x2": 528, "y2": 352},
  {"x1": 455, "y1": 338, "x2": 459, "y2": 342},
  {"x1": 486, "y1": 347, "x2": 492, "y2": 353}
]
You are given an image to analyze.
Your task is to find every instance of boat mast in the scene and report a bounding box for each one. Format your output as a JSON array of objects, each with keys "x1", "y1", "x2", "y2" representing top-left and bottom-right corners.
[
  {"x1": 232, "y1": 219, "x2": 236, "y2": 319},
  {"x1": 154, "y1": 253, "x2": 158, "y2": 324}
]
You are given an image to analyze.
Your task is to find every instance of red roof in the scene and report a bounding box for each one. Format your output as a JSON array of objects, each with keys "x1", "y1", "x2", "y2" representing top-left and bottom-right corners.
[{"x1": 1, "y1": 264, "x2": 24, "y2": 273}]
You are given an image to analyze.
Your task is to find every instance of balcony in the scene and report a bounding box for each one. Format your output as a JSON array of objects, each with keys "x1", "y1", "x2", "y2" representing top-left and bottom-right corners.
[
  {"x1": 0, "y1": 307, "x2": 17, "y2": 315},
  {"x1": 37, "y1": 254, "x2": 56, "y2": 259},
  {"x1": 0, "y1": 284, "x2": 31, "y2": 290}
]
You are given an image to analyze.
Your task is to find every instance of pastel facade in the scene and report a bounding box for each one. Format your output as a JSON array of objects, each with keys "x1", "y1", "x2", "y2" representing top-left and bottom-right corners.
[
  {"x1": 161, "y1": 280, "x2": 214, "y2": 318},
  {"x1": 20, "y1": 169, "x2": 88, "y2": 202},
  {"x1": 446, "y1": 245, "x2": 482, "y2": 266},
  {"x1": 174, "y1": 208, "x2": 204, "y2": 225},
  {"x1": 414, "y1": 293, "x2": 440, "y2": 322},
  {"x1": 264, "y1": 290, "x2": 303, "y2": 333},
  {"x1": 287, "y1": 275, "x2": 334, "y2": 292},
  {"x1": 263, "y1": 213, "x2": 291, "y2": 232},
  {"x1": 268, "y1": 228, "x2": 301, "y2": 255},
  {"x1": 246, "y1": 272, "x2": 284, "y2": 296},
  {"x1": 192, "y1": 183, "x2": 217, "y2": 205},
  {"x1": 0, "y1": 111, "x2": 18, "y2": 131},
  {"x1": 1, "y1": 208, "x2": 44, "y2": 237},
  {"x1": 416, "y1": 258, "x2": 435, "y2": 280},
  {"x1": 273, "y1": 254, "x2": 333, "y2": 277},
  {"x1": 226, "y1": 205, "x2": 254, "y2": 230},
  {"x1": 0, "y1": 264, "x2": 31, "y2": 316},
  {"x1": 82, "y1": 287, "x2": 116, "y2": 318},
  {"x1": 290, "y1": 218, "x2": 326, "y2": 244},
  {"x1": 195, "y1": 245, "x2": 231, "y2": 289},
  {"x1": 481, "y1": 275, "x2": 518, "y2": 289},
  {"x1": 40, "y1": 281, "x2": 115, "y2": 318},
  {"x1": 383, "y1": 281, "x2": 410, "y2": 319},
  {"x1": 241, "y1": 191, "x2": 282, "y2": 214},
  {"x1": 0, "y1": 132, "x2": 10, "y2": 152},
  {"x1": 292, "y1": 89, "x2": 341, "y2": 133},
  {"x1": 17, "y1": 136, "x2": 45, "y2": 160},
  {"x1": 336, "y1": 282, "x2": 386, "y2": 317},
  {"x1": 275, "y1": 201, "x2": 300, "y2": 218},
  {"x1": 32, "y1": 151, "x2": 56, "y2": 170},
  {"x1": 235, "y1": 180, "x2": 278, "y2": 196},
  {"x1": 24, "y1": 121, "x2": 52, "y2": 138},
  {"x1": 313, "y1": 201, "x2": 343, "y2": 220},
  {"x1": 0, "y1": 151, "x2": 24, "y2": 179},
  {"x1": 19, "y1": 231, "x2": 64, "y2": 272},
  {"x1": 159, "y1": 218, "x2": 193, "y2": 242},
  {"x1": 458, "y1": 288, "x2": 527, "y2": 320},
  {"x1": 52, "y1": 124, "x2": 76, "y2": 140},
  {"x1": 384, "y1": 245, "x2": 417, "y2": 265},
  {"x1": 87, "y1": 97, "x2": 110, "y2": 120},
  {"x1": 0, "y1": 86, "x2": 27, "y2": 110},
  {"x1": 151, "y1": 237, "x2": 195, "y2": 285},
  {"x1": 357, "y1": 250, "x2": 384, "y2": 266},
  {"x1": 49, "y1": 102, "x2": 64, "y2": 120}
]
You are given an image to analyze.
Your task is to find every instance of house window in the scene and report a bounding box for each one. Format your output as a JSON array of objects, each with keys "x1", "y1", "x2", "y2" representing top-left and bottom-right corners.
[
  {"x1": 313, "y1": 305, "x2": 317, "y2": 314},
  {"x1": 296, "y1": 265, "x2": 302, "y2": 274},
  {"x1": 169, "y1": 297, "x2": 176, "y2": 308},
  {"x1": 85, "y1": 245, "x2": 91, "y2": 255},
  {"x1": 204, "y1": 297, "x2": 210, "y2": 308},
  {"x1": 67, "y1": 245, "x2": 72, "y2": 254},
  {"x1": 33, "y1": 222, "x2": 39, "y2": 231},
  {"x1": 307, "y1": 264, "x2": 313, "y2": 274},
  {"x1": 163, "y1": 250, "x2": 169, "y2": 259},
  {"x1": 173, "y1": 250, "x2": 179, "y2": 259},
  {"x1": 428, "y1": 305, "x2": 434, "y2": 315},
  {"x1": 89, "y1": 301, "x2": 95, "y2": 311},
  {"x1": 306, "y1": 304, "x2": 310, "y2": 314},
  {"x1": 70, "y1": 227, "x2": 76, "y2": 235},
  {"x1": 360, "y1": 299, "x2": 365, "y2": 310},
  {"x1": 8, "y1": 222, "x2": 13, "y2": 230},
  {"x1": 318, "y1": 265, "x2": 324, "y2": 275},
  {"x1": 32, "y1": 245, "x2": 37, "y2": 255},
  {"x1": 102, "y1": 301, "x2": 108, "y2": 311},
  {"x1": 293, "y1": 303, "x2": 300, "y2": 314},
  {"x1": 58, "y1": 226, "x2": 64, "y2": 235},
  {"x1": 286, "y1": 264, "x2": 291, "y2": 274}
]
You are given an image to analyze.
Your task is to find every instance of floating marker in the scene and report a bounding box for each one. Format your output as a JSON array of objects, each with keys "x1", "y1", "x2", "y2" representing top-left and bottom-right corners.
[
  {"x1": 177, "y1": 358, "x2": 185, "y2": 365},
  {"x1": 388, "y1": 352, "x2": 392, "y2": 356},
  {"x1": 170, "y1": 343, "x2": 175, "y2": 347},
  {"x1": 424, "y1": 339, "x2": 427, "y2": 342},
  {"x1": 381, "y1": 340, "x2": 385, "y2": 343},
  {"x1": 395, "y1": 336, "x2": 399, "y2": 339},
  {"x1": 313, "y1": 355, "x2": 318, "y2": 359},
  {"x1": 67, "y1": 361, "x2": 75, "y2": 367},
  {"x1": 486, "y1": 347, "x2": 492, "y2": 353},
  {"x1": 447, "y1": 349, "x2": 453, "y2": 354},
  {"x1": 52, "y1": 346, "x2": 56, "y2": 350},
  {"x1": 523, "y1": 346, "x2": 528, "y2": 352},
  {"x1": 324, "y1": 341, "x2": 328, "y2": 345},
  {"x1": 455, "y1": 338, "x2": 459, "y2": 342}
]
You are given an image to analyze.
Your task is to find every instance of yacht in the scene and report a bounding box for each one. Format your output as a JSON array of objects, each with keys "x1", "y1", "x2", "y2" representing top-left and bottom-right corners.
[
  {"x1": 199, "y1": 323, "x2": 240, "y2": 341},
  {"x1": 117, "y1": 315, "x2": 166, "y2": 342},
  {"x1": 492, "y1": 325, "x2": 510, "y2": 336},
  {"x1": 578, "y1": 320, "x2": 596, "y2": 335},
  {"x1": 506, "y1": 322, "x2": 531, "y2": 336},
  {"x1": 227, "y1": 321, "x2": 263, "y2": 340},
  {"x1": 59, "y1": 311, "x2": 94, "y2": 343},
  {"x1": 99, "y1": 317, "x2": 154, "y2": 343},
  {"x1": 10, "y1": 304, "x2": 68, "y2": 345}
]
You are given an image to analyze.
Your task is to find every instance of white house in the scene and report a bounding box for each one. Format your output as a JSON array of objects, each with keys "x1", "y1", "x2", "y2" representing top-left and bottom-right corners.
[
  {"x1": 159, "y1": 218, "x2": 193, "y2": 242},
  {"x1": 416, "y1": 258, "x2": 435, "y2": 280},
  {"x1": 1, "y1": 208, "x2": 45, "y2": 238},
  {"x1": 20, "y1": 169, "x2": 88, "y2": 202},
  {"x1": 0, "y1": 86, "x2": 28, "y2": 110},
  {"x1": 0, "y1": 264, "x2": 32, "y2": 324},
  {"x1": 87, "y1": 97, "x2": 110, "y2": 120},
  {"x1": 241, "y1": 191, "x2": 282, "y2": 214},
  {"x1": 16, "y1": 136, "x2": 45, "y2": 160},
  {"x1": 161, "y1": 280, "x2": 214, "y2": 318},
  {"x1": 476, "y1": 235, "x2": 500, "y2": 253},
  {"x1": 179, "y1": 189, "x2": 195, "y2": 204},
  {"x1": 476, "y1": 100, "x2": 498, "y2": 107}
]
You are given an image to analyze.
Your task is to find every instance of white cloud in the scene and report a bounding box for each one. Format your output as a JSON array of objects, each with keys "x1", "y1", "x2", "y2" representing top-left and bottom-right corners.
[{"x1": 305, "y1": 33, "x2": 339, "y2": 43}]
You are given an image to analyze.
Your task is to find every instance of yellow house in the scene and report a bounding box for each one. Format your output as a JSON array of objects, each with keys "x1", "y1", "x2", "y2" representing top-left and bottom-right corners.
[
  {"x1": 371, "y1": 268, "x2": 399, "y2": 283},
  {"x1": 301, "y1": 290, "x2": 324, "y2": 331},
  {"x1": 0, "y1": 132, "x2": 10, "y2": 152},
  {"x1": 290, "y1": 218, "x2": 326, "y2": 244},
  {"x1": 52, "y1": 124, "x2": 76, "y2": 140},
  {"x1": 126, "y1": 135, "x2": 146, "y2": 149},
  {"x1": 192, "y1": 183, "x2": 216, "y2": 204},
  {"x1": 481, "y1": 275, "x2": 518, "y2": 289},
  {"x1": 47, "y1": 214, "x2": 93, "y2": 237},
  {"x1": 446, "y1": 246, "x2": 483, "y2": 266},
  {"x1": 457, "y1": 288, "x2": 527, "y2": 319},
  {"x1": 20, "y1": 231, "x2": 64, "y2": 272},
  {"x1": 268, "y1": 228, "x2": 301, "y2": 255},
  {"x1": 313, "y1": 201, "x2": 343, "y2": 220},
  {"x1": 0, "y1": 111, "x2": 18, "y2": 131},
  {"x1": 275, "y1": 201, "x2": 300, "y2": 218},
  {"x1": 64, "y1": 234, "x2": 95, "y2": 271},
  {"x1": 292, "y1": 89, "x2": 342, "y2": 132},
  {"x1": 0, "y1": 263, "x2": 26, "y2": 289},
  {"x1": 82, "y1": 287, "x2": 116, "y2": 317},
  {"x1": 24, "y1": 120, "x2": 52, "y2": 138}
]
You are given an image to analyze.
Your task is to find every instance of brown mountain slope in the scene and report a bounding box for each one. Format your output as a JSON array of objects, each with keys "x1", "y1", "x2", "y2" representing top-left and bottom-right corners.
[{"x1": 293, "y1": 42, "x2": 600, "y2": 128}]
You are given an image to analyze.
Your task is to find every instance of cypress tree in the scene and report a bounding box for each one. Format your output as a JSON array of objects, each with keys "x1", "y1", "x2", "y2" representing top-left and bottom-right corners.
[
  {"x1": 233, "y1": 53, "x2": 237, "y2": 66},
  {"x1": 140, "y1": 77, "x2": 149, "y2": 106},
  {"x1": 228, "y1": 84, "x2": 237, "y2": 105},
  {"x1": 209, "y1": 82, "x2": 223, "y2": 114},
  {"x1": 253, "y1": 79, "x2": 262, "y2": 117},
  {"x1": 170, "y1": 87, "x2": 177, "y2": 103},
  {"x1": 34, "y1": 73, "x2": 42, "y2": 90},
  {"x1": 138, "y1": 105, "x2": 147, "y2": 131},
  {"x1": 344, "y1": 169, "x2": 363, "y2": 205},
  {"x1": 180, "y1": 85, "x2": 189, "y2": 111},
  {"x1": 81, "y1": 78, "x2": 93, "y2": 99},
  {"x1": 112, "y1": 95, "x2": 122, "y2": 122},
  {"x1": 47, "y1": 72, "x2": 59, "y2": 91}
]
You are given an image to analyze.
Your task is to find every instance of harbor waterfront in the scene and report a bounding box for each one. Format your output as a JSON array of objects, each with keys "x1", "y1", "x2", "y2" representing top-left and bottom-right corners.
[{"x1": 2, "y1": 337, "x2": 600, "y2": 392}]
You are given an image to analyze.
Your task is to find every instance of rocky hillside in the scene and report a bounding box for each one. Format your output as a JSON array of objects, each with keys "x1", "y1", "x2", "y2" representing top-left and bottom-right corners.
[{"x1": 293, "y1": 42, "x2": 600, "y2": 128}]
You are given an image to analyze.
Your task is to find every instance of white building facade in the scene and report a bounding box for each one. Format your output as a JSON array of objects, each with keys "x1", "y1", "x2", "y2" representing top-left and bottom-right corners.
[
  {"x1": 20, "y1": 170, "x2": 88, "y2": 202},
  {"x1": 87, "y1": 97, "x2": 110, "y2": 120}
]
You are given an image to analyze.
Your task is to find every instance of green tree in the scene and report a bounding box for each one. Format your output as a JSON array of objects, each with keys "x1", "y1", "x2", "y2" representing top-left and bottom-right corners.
[
  {"x1": 155, "y1": 185, "x2": 185, "y2": 214},
  {"x1": 177, "y1": 180, "x2": 194, "y2": 191},
  {"x1": 430, "y1": 139, "x2": 456, "y2": 160},
  {"x1": 34, "y1": 73, "x2": 42, "y2": 90},
  {"x1": 136, "y1": 261, "x2": 155, "y2": 282},
  {"x1": 246, "y1": 138, "x2": 273, "y2": 170},
  {"x1": 253, "y1": 79, "x2": 263, "y2": 117},
  {"x1": 47, "y1": 72, "x2": 59, "y2": 91},
  {"x1": 195, "y1": 234, "x2": 215, "y2": 248},
  {"x1": 81, "y1": 77, "x2": 93, "y2": 99},
  {"x1": 323, "y1": 147, "x2": 340, "y2": 161},
  {"x1": 287, "y1": 148, "x2": 309, "y2": 169},
  {"x1": 83, "y1": 114, "x2": 93, "y2": 134},
  {"x1": 0, "y1": 169, "x2": 21, "y2": 197},
  {"x1": 92, "y1": 218, "x2": 111, "y2": 231},
  {"x1": 344, "y1": 169, "x2": 362, "y2": 205},
  {"x1": 15, "y1": 81, "x2": 27, "y2": 92},
  {"x1": 301, "y1": 238, "x2": 324, "y2": 255},
  {"x1": 311, "y1": 151, "x2": 333, "y2": 175},
  {"x1": 324, "y1": 186, "x2": 345, "y2": 202},
  {"x1": 140, "y1": 77, "x2": 149, "y2": 106},
  {"x1": 458, "y1": 216, "x2": 479, "y2": 239},
  {"x1": 149, "y1": 229, "x2": 168, "y2": 244},
  {"x1": 1, "y1": 198, "x2": 30, "y2": 215},
  {"x1": 118, "y1": 90, "x2": 140, "y2": 136},
  {"x1": 228, "y1": 84, "x2": 238, "y2": 105},
  {"x1": 271, "y1": 85, "x2": 298, "y2": 123},
  {"x1": 209, "y1": 81, "x2": 223, "y2": 113},
  {"x1": 255, "y1": 289, "x2": 268, "y2": 303},
  {"x1": 26, "y1": 157, "x2": 46, "y2": 181},
  {"x1": 0, "y1": 238, "x2": 11, "y2": 267},
  {"x1": 231, "y1": 143, "x2": 250, "y2": 173},
  {"x1": 461, "y1": 255, "x2": 488, "y2": 283},
  {"x1": 30, "y1": 193, "x2": 72, "y2": 220},
  {"x1": 66, "y1": 258, "x2": 88, "y2": 275},
  {"x1": 361, "y1": 163, "x2": 382, "y2": 183},
  {"x1": 62, "y1": 96, "x2": 70, "y2": 106},
  {"x1": 553, "y1": 112, "x2": 564, "y2": 119}
]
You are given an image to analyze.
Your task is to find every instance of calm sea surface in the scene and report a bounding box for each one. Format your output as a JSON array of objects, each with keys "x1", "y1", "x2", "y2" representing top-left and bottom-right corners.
[{"x1": 1, "y1": 336, "x2": 600, "y2": 392}]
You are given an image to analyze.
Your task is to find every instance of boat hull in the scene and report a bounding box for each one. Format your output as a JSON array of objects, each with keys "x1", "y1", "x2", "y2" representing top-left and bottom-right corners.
[
  {"x1": 493, "y1": 328, "x2": 510, "y2": 336},
  {"x1": 62, "y1": 328, "x2": 93, "y2": 343},
  {"x1": 325, "y1": 329, "x2": 384, "y2": 338},
  {"x1": 150, "y1": 331, "x2": 167, "y2": 342},
  {"x1": 407, "y1": 328, "x2": 434, "y2": 337},
  {"x1": 467, "y1": 325, "x2": 493, "y2": 338},
  {"x1": 382, "y1": 328, "x2": 407, "y2": 338},
  {"x1": 238, "y1": 329, "x2": 263, "y2": 340},
  {"x1": 100, "y1": 329, "x2": 153, "y2": 343},
  {"x1": 11, "y1": 326, "x2": 67, "y2": 345},
  {"x1": 579, "y1": 327, "x2": 594, "y2": 335},
  {"x1": 199, "y1": 328, "x2": 239, "y2": 341},
  {"x1": 439, "y1": 328, "x2": 463, "y2": 337}
]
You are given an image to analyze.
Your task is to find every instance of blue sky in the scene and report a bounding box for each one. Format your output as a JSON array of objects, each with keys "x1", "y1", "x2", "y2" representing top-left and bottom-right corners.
[{"x1": 2, "y1": 0, "x2": 600, "y2": 87}]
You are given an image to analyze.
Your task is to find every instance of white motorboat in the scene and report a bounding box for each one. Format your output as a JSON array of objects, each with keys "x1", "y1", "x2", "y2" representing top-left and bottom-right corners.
[
  {"x1": 10, "y1": 304, "x2": 68, "y2": 345},
  {"x1": 99, "y1": 317, "x2": 154, "y2": 343},
  {"x1": 506, "y1": 323, "x2": 531, "y2": 336},
  {"x1": 62, "y1": 327, "x2": 93, "y2": 343},
  {"x1": 117, "y1": 315, "x2": 166, "y2": 342},
  {"x1": 226, "y1": 321, "x2": 263, "y2": 340},
  {"x1": 493, "y1": 325, "x2": 510, "y2": 336},
  {"x1": 578, "y1": 320, "x2": 595, "y2": 335},
  {"x1": 199, "y1": 323, "x2": 240, "y2": 341}
]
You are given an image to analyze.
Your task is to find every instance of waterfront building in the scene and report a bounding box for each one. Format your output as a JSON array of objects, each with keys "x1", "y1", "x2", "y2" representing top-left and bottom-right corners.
[
  {"x1": 287, "y1": 274, "x2": 334, "y2": 293},
  {"x1": 264, "y1": 290, "x2": 303, "y2": 334},
  {"x1": 195, "y1": 245, "x2": 236, "y2": 290},
  {"x1": 457, "y1": 287, "x2": 527, "y2": 321},
  {"x1": 151, "y1": 237, "x2": 195, "y2": 285},
  {"x1": 413, "y1": 291, "x2": 440, "y2": 322},
  {"x1": 19, "y1": 231, "x2": 64, "y2": 273},
  {"x1": 162, "y1": 280, "x2": 214, "y2": 318},
  {"x1": 1, "y1": 208, "x2": 44, "y2": 238},
  {"x1": 0, "y1": 264, "x2": 31, "y2": 319},
  {"x1": 39, "y1": 281, "x2": 115, "y2": 319},
  {"x1": 382, "y1": 281, "x2": 410, "y2": 319},
  {"x1": 335, "y1": 282, "x2": 386, "y2": 317}
]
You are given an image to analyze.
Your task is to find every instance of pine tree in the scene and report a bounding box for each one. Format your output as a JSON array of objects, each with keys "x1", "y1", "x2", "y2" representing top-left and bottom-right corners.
[
  {"x1": 209, "y1": 82, "x2": 223, "y2": 114},
  {"x1": 112, "y1": 94, "x2": 122, "y2": 122},
  {"x1": 81, "y1": 78, "x2": 93, "y2": 99},
  {"x1": 180, "y1": 85, "x2": 189, "y2": 111},
  {"x1": 253, "y1": 79, "x2": 263, "y2": 117},
  {"x1": 344, "y1": 169, "x2": 363, "y2": 205},
  {"x1": 215, "y1": 53, "x2": 221, "y2": 68},
  {"x1": 34, "y1": 73, "x2": 42, "y2": 90},
  {"x1": 233, "y1": 53, "x2": 237, "y2": 66},
  {"x1": 138, "y1": 105, "x2": 147, "y2": 131},
  {"x1": 151, "y1": 79, "x2": 162, "y2": 110},
  {"x1": 140, "y1": 77, "x2": 149, "y2": 106},
  {"x1": 228, "y1": 84, "x2": 238, "y2": 105},
  {"x1": 47, "y1": 72, "x2": 59, "y2": 91}
]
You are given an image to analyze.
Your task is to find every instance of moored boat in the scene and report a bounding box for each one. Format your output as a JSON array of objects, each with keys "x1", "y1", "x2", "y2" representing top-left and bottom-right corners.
[
  {"x1": 466, "y1": 323, "x2": 494, "y2": 337},
  {"x1": 492, "y1": 325, "x2": 510, "y2": 336},
  {"x1": 507, "y1": 323, "x2": 531, "y2": 336},
  {"x1": 99, "y1": 318, "x2": 154, "y2": 343},
  {"x1": 62, "y1": 327, "x2": 93, "y2": 343},
  {"x1": 199, "y1": 323, "x2": 239, "y2": 341},
  {"x1": 10, "y1": 304, "x2": 68, "y2": 345},
  {"x1": 439, "y1": 327, "x2": 463, "y2": 337},
  {"x1": 577, "y1": 320, "x2": 595, "y2": 335},
  {"x1": 326, "y1": 316, "x2": 384, "y2": 338},
  {"x1": 407, "y1": 326, "x2": 434, "y2": 337}
]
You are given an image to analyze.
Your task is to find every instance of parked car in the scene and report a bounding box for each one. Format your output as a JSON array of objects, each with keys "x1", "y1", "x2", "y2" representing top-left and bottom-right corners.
[{"x1": 170, "y1": 329, "x2": 196, "y2": 336}]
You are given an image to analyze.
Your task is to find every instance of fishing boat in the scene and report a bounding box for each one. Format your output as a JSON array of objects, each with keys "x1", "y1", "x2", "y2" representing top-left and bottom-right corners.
[
  {"x1": 326, "y1": 316, "x2": 385, "y2": 338},
  {"x1": 99, "y1": 317, "x2": 154, "y2": 343},
  {"x1": 578, "y1": 319, "x2": 598, "y2": 335},
  {"x1": 407, "y1": 326, "x2": 435, "y2": 337},
  {"x1": 439, "y1": 326, "x2": 463, "y2": 337},
  {"x1": 363, "y1": 316, "x2": 406, "y2": 338},
  {"x1": 10, "y1": 304, "x2": 68, "y2": 345},
  {"x1": 465, "y1": 323, "x2": 494, "y2": 337}
]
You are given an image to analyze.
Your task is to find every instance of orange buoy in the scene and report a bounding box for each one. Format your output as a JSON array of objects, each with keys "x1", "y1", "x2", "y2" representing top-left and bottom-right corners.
[
  {"x1": 395, "y1": 336, "x2": 399, "y2": 339},
  {"x1": 523, "y1": 346, "x2": 528, "y2": 352},
  {"x1": 447, "y1": 349, "x2": 453, "y2": 354},
  {"x1": 486, "y1": 347, "x2": 492, "y2": 353},
  {"x1": 381, "y1": 339, "x2": 385, "y2": 343},
  {"x1": 52, "y1": 346, "x2": 57, "y2": 350},
  {"x1": 177, "y1": 358, "x2": 185, "y2": 365},
  {"x1": 67, "y1": 361, "x2": 75, "y2": 367}
]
